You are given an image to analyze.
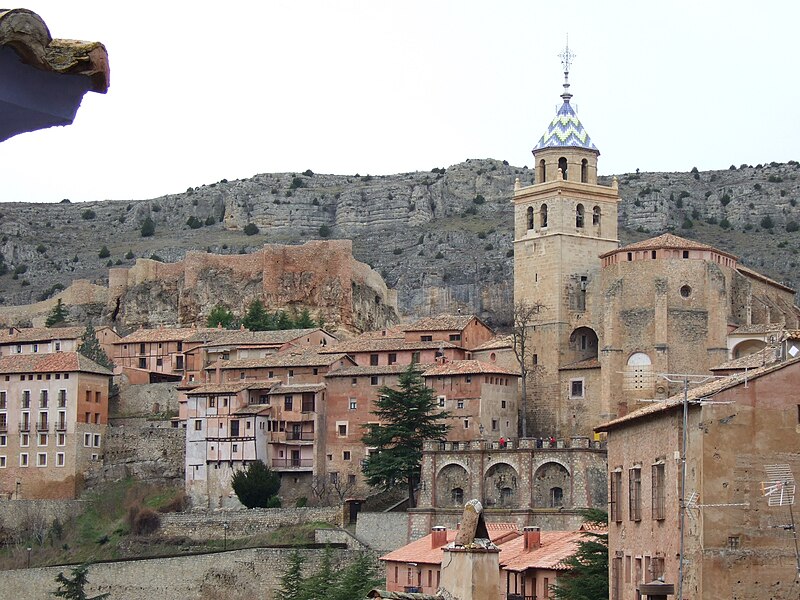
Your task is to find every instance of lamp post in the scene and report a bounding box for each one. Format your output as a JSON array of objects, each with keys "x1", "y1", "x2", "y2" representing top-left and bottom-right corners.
[
  {"x1": 26, "y1": 547, "x2": 31, "y2": 568},
  {"x1": 223, "y1": 521, "x2": 229, "y2": 551}
]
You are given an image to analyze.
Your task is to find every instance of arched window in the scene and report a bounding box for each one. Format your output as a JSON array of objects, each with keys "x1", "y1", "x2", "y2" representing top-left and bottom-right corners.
[
  {"x1": 592, "y1": 206, "x2": 601, "y2": 226},
  {"x1": 550, "y1": 487, "x2": 564, "y2": 507},
  {"x1": 626, "y1": 352, "x2": 653, "y2": 392},
  {"x1": 451, "y1": 487, "x2": 464, "y2": 505},
  {"x1": 581, "y1": 159, "x2": 588, "y2": 183},
  {"x1": 558, "y1": 157, "x2": 568, "y2": 180},
  {"x1": 539, "y1": 159, "x2": 546, "y2": 183},
  {"x1": 526, "y1": 206, "x2": 534, "y2": 230},
  {"x1": 576, "y1": 204, "x2": 585, "y2": 228},
  {"x1": 540, "y1": 204, "x2": 548, "y2": 228}
]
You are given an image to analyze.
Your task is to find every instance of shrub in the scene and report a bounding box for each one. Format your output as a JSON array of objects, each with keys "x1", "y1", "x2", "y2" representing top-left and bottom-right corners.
[
  {"x1": 149, "y1": 254, "x2": 163, "y2": 262},
  {"x1": 319, "y1": 225, "x2": 331, "y2": 238},
  {"x1": 243, "y1": 223, "x2": 259, "y2": 236},
  {"x1": 151, "y1": 203, "x2": 161, "y2": 212},
  {"x1": 302, "y1": 169, "x2": 314, "y2": 177},
  {"x1": 760, "y1": 216, "x2": 775, "y2": 229},
  {"x1": 484, "y1": 244, "x2": 494, "y2": 251},
  {"x1": 131, "y1": 506, "x2": 160, "y2": 535},
  {"x1": 140, "y1": 216, "x2": 155, "y2": 237},
  {"x1": 295, "y1": 497, "x2": 308, "y2": 508},
  {"x1": 506, "y1": 249, "x2": 514, "y2": 257},
  {"x1": 719, "y1": 218, "x2": 731, "y2": 229},
  {"x1": 205, "y1": 215, "x2": 216, "y2": 226},
  {"x1": 186, "y1": 216, "x2": 203, "y2": 229},
  {"x1": 157, "y1": 492, "x2": 189, "y2": 513},
  {"x1": 36, "y1": 244, "x2": 46, "y2": 254},
  {"x1": 266, "y1": 496, "x2": 282, "y2": 508},
  {"x1": 691, "y1": 209, "x2": 700, "y2": 219},
  {"x1": 678, "y1": 190, "x2": 691, "y2": 199},
  {"x1": 392, "y1": 248, "x2": 403, "y2": 255},
  {"x1": 125, "y1": 250, "x2": 134, "y2": 260},
  {"x1": 720, "y1": 193, "x2": 731, "y2": 206},
  {"x1": 675, "y1": 197, "x2": 683, "y2": 209},
  {"x1": 754, "y1": 183, "x2": 762, "y2": 191},
  {"x1": 435, "y1": 251, "x2": 444, "y2": 259},
  {"x1": 473, "y1": 194, "x2": 486, "y2": 205},
  {"x1": 681, "y1": 218, "x2": 694, "y2": 229},
  {"x1": 81, "y1": 209, "x2": 96, "y2": 220},
  {"x1": 705, "y1": 216, "x2": 717, "y2": 225},
  {"x1": 290, "y1": 177, "x2": 305, "y2": 190},
  {"x1": 13, "y1": 264, "x2": 27, "y2": 275},
  {"x1": 729, "y1": 164, "x2": 737, "y2": 170},
  {"x1": 231, "y1": 461, "x2": 281, "y2": 508},
  {"x1": 98, "y1": 246, "x2": 110, "y2": 258},
  {"x1": 786, "y1": 221, "x2": 799, "y2": 233},
  {"x1": 768, "y1": 175, "x2": 783, "y2": 183}
]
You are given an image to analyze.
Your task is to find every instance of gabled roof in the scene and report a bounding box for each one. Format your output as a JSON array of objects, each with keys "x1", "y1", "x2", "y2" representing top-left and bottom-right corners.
[
  {"x1": 422, "y1": 360, "x2": 519, "y2": 377},
  {"x1": 267, "y1": 383, "x2": 326, "y2": 395},
  {"x1": 322, "y1": 339, "x2": 461, "y2": 354},
  {"x1": 728, "y1": 323, "x2": 785, "y2": 335},
  {"x1": 0, "y1": 352, "x2": 111, "y2": 376},
  {"x1": 596, "y1": 355, "x2": 800, "y2": 431},
  {"x1": 710, "y1": 347, "x2": 780, "y2": 371},
  {"x1": 208, "y1": 349, "x2": 352, "y2": 370},
  {"x1": 0, "y1": 326, "x2": 86, "y2": 344},
  {"x1": 403, "y1": 314, "x2": 483, "y2": 332},
  {"x1": 736, "y1": 265, "x2": 796, "y2": 293},
  {"x1": 600, "y1": 233, "x2": 735, "y2": 260},
  {"x1": 116, "y1": 327, "x2": 220, "y2": 344},
  {"x1": 500, "y1": 530, "x2": 600, "y2": 573},
  {"x1": 202, "y1": 328, "x2": 325, "y2": 349},
  {"x1": 532, "y1": 100, "x2": 598, "y2": 154},
  {"x1": 185, "y1": 382, "x2": 260, "y2": 396},
  {"x1": 473, "y1": 335, "x2": 514, "y2": 352},
  {"x1": 380, "y1": 523, "x2": 519, "y2": 565},
  {"x1": 326, "y1": 364, "x2": 428, "y2": 378}
]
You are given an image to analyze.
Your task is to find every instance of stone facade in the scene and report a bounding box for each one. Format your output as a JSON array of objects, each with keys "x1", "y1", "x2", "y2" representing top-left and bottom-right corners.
[{"x1": 91, "y1": 425, "x2": 185, "y2": 486}]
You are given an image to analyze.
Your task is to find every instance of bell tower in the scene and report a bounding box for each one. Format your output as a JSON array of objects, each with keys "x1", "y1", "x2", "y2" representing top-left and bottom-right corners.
[{"x1": 513, "y1": 42, "x2": 620, "y2": 437}]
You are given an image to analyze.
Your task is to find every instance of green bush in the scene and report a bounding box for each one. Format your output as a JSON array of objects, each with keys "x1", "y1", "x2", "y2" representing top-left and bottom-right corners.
[
  {"x1": 205, "y1": 215, "x2": 216, "y2": 226},
  {"x1": 290, "y1": 177, "x2": 305, "y2": 190},
  {"x1": 140, "y1": 216, "x2": 155, "y2": 237},
  {"x1": 186, "y1": 216, "x2": 203, "y2": 229},
  {"x1": 786, "y1": 221, "x2": 799, "y2": 233},
  {"x1": 719, "y1": 218, "x2": 731, "y2": 229},
  {"x1": 125, "y1": 250, "x2": 134, "y2": 260},
  {"x1": 243, "y1": 223, "x2": 259, "y2": 236},
  {"x1": 81, "y1": 209, "x2": 96, "y2": 220},
  {"x1": 720, "y1": 193, "x2": 731, "y2": 206},
  {"x1": 295, "y1": 497, "x2": 308, "y2": 508},
  {"x1": 231, "y1": 461, "x2": 281, "y2": 508},
  {"x1": 473, "y1": 194, "x2": 486, "y2": 205},
  {"x1": 681, "y1": 218, "x2": 694, "y2": 229},
  {"x1": 98, "y1": 246, "x2": 110, "y2": 258},
  {"x1": 760, "y1": 216, "x2": 775, "y2": 229},
  {"x1": 319, "y1": 225, "x2": 331, "y2": 238},
  {"x1": 393, "y1": 248, "x2": 403, "y2": 255}
]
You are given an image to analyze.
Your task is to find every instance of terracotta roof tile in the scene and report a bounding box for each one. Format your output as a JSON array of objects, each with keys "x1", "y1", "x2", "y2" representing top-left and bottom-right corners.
[
  {"x1": 323, "y1": 339, "x2": 460, "y2": 354},
  {"x1": 728, "y1": 323, "x2": 784, "y2": 335},
  {"x1": 0, "y1": 326, "x2": 86, "y2": 344},
  {"x1": 380, "y1": 524, "x2": 519, "y2": 565},
  {"x1": 710, "y1": 347, "x2": 781, "y2": 371},
  {"x1": 356, "y1": 327, "x2": 407, "y2": 340},
  {"x1": 473, "y1": 335, "x2": 514, "y2": 351},
  {"x1": 559, "y1": 357, "x2": 601, "y2": 370},
  {"x1": 403, "y1": 314, "x2": 481, "y2": 332},
  {"x1": 596, "y1": 355, "x2": 800, "y2": 431},
  {"x1": 209, "y1": 349, "x2": 351, "y2": 370},
  {"x1": 185, "y1": 382, "x2": 257, "y2": 396},
  {"x1": 326, "y1": 364, "x2": 428, "y2": 377},
  {"x1": 500, "y1": 530, "x2": 602, "y2": 572},
  {"x1": 422, "y1": 360, "x2": 519, "y2": 377},
  {"x1": 600, "y1": 233, "x2": 736, "y2": 259},
  {"x1": 736, "y1": 266, "x2": 796, "y2": 293},
  {"x1": 202, "y1": 328, "x2": 325, "y2": 349},
  {"x1": 0, "y1": 352, "x2": 111, "y2": 376},
  {"x1": 267, "y1": 383, "x2": 326, "y2": 395},
  {"x1": 117, "y1": 327, "x2": 220, "y2": 344}
]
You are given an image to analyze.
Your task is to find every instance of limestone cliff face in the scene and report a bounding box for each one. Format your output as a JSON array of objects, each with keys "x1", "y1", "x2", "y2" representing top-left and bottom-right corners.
[
  {"x1": 0, "y1": 160, "x2": 798, "y2": 325},
  {"x1": 106, "y1": 240, "x2": 398, "y2": 332}
]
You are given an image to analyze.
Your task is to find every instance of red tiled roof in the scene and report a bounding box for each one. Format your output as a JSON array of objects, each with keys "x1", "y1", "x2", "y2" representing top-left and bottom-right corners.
[
  {"x1": 267, "y1": 383, "x2": 326, "y2": 395},
  {"x1": 422, "y1": 360, "x2": 519, "y2": 377},
  {"x1": 323, "y1": 339, "x2": 461, "y2": 354},
  {"x1": 202, "y1": 328, "x2": 325, "y2": 349},
  {"x1": 185, "y1": 382, "x2": 257, "y2": 396},
  {"x1": 403, "y1": 314, "x2": 480, "y2": 332},
  {"x1": 600, "y1": 233, "x2": 732, "y2": 258},
  {"x1": 473, "y1": 335, "x2": 514, "y2": 351},
  {"x1": 559, "y1": 357, "x2": 600, "y2": 371},
  {"x1": 116, "y1": 327, "x2": 220, "y2": 344},
  {"x1": 380, "y1": 523, "x2": 519, "y2": 565},
  {"x1": 325, "y1": 364, "x2": 430, "y2": 377},
  {"x1": 208, "y1": 349, "x2": 352, "y2": 370},
  {"x1": 500, "y1": 530, "x2": 601, "y2": 572},
  {"x1": 596, "y1": 356, "x2": 800, "y2": 431},
  {"x1": 355, "y1": 327, "x2": 407, "y2": 340},
  {"x1": 736, "y1": 265, "x2": 796, "y2": 293},
  {"x1": 0, "y1": 326, "x2": 86, "y2": 344},
  {"x1": 710, "y1": 347, "x2": 780, "y2": 371},
  {"x1": 0, "y1": 352, "x2": 111, "y2": 376}
]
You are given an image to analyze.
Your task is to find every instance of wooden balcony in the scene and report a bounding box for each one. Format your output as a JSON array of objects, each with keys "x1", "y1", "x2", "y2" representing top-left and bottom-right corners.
[{"x1": 271, "y1": 458, "x2": 313, "y2": 471}]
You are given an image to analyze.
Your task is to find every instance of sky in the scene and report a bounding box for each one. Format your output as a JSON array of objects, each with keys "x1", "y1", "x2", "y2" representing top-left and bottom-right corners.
[{"x1": 2, "y1": 0, "x2": 799, "y2": 204}]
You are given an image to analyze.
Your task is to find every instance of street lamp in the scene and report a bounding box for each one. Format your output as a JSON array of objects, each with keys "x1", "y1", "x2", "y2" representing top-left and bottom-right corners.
[
  {"x1": 26, "y1": 547, "x2": 31, "y2": 568},
  {"x1": 223, "y1": 521, "x2": 229, "y2": 551}
]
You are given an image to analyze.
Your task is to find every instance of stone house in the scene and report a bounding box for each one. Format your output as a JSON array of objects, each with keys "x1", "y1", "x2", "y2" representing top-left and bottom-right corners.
[
  {"x1": 472, "y1": 335, "x2": 518, "y2": 373},
  {"x1": 0, "y1": 352, "x2": 111, "y2": 499},
  {"x1": 595, "y1": 356, "x2": 800, "y2": 600},
  {"x1": 402, "y1": 314, "x2": 496, "y2": 350},
  {"x1": 0, "y1": 325, "x2": 119, "y2": 360}
]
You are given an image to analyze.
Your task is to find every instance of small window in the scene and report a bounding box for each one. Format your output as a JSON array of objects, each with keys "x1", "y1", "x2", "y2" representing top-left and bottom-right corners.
[
  {"x1": 349, "y1": 399, "x2": 357, "y2": 410},
  {"x1": 56, "y1": 452, "x2": 65, "y2": 467},
  {"x1": 20, "y1": 453, "x2": 28, "y2": 467},
  {"x1": 348, "y1": 474, "x2": 357, "y2": 485},
  {"x1": 343, "y1": 451, "x2": 351, "y2": 461},
  {"x1": 388, "y1": 353, "x2": 397, "y2": 365},
  {"x1": 463, "y1": 419, "x2": 469, "y2": 429},
  {"x1": 412, "y1": 351, "x2": 421, "y2": 364},
  {"x1": 728, "y1": 536, "x2": 740, "y2": 550},
  {"x1": 284, "y1": 396, "x2": 293, "y2": 410},
  {"x1": 421, "y1": 335, "x2": 433, "y2": 342},
  {"x1": 652, "y1": 463, "x2": 666, "y2": 520},
  {"x1": 370, "y1": 354, "x2": 379, "y2": 366},
  {"x1": 592, "y1": 205, "x2": 601, "y2": 225},
  {"x1": 491, "y1": 419, "x2": 498, "y2": 431},
  {"x1": 651, "y1": 250, "x2": 657, "y2": 259},
  {"x1": 232, "y1": 444, "x2": 238, "y2": 453},
  {"x1": 370, "y1": 376, "x2": 379, "y2": 386},
  {"x1": 452, "y1": 487, "x2": 464, "y2": 505},
  {"x1": 0, "y1": 456, "x2": 5, "y2": 468},
  {"x1": 527, "y1": 206, "x2": 535, "y2": 230},
  {"x1": 338, "y1": 424, "x2": 348, "y2": 437},
  {"x1": 501, "y1": 400, "x2": 506, "y2": 409},
  {"x1": 84, "y1": 433, "x2": 92, "y2": 447},
  {"x1": 629, "y1": 467, "x2": 642, "y2": 521},
  {"x1": 156, "y1": 358, "x2": 163, "y2": 367},
  {"x1": 37, "y1": 452, "x2": 47, "y2": 467},
  {"x1": 438, "y1": 396, "x2": 445, "y2": 407},
  {"x1": 570, "y1": 379, "x2": 584, "y2": 399},
  {"x1": 93, "y1": 434, "x2": 101, "y2": 447},
  {"x1": 288, "y1": 369, "x2": 294, "y2": 378},
  {"x1": 576, "y1": 203, "x2": 585, "y2": 228},
  {"x1": 682, "y1": 250, "x2": 689, "y2": 259},
  {"x1": 680, "y1": 285, "x2": 692, "y2": 298},
  {"x1": 449, "y1": 334, "x2": 461, "y2": 342},
  {"x1": 457, "y1": 400, "x2": 464, "y2": 409},
  {"x1": 194, "y1": 420, "x2": 202, "y2": 431}
]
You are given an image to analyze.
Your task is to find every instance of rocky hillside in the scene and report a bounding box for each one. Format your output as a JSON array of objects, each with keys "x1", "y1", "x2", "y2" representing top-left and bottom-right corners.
[{"x1": 1, "y1": 159, "x2": 798, "y2": 327}]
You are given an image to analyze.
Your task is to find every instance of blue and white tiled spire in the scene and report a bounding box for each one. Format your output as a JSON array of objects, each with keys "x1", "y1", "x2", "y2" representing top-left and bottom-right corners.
[{"x1": 532, "y1": 40, "x2": 599, "y2": 154}]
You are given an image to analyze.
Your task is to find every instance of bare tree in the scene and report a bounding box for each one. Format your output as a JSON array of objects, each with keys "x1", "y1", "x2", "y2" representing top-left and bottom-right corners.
[
  {"x1": 511, "y1": 300, "x2": 545, "y2": 438},
  {"x1": 309, "y1": 475, "x2": 332, "y2": 506},
  {"x1": 330, "y1": 470, "x2": 358, "y2": 503}
]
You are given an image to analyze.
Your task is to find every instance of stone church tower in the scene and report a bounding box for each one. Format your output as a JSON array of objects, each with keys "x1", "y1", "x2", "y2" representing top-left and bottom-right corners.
[{"x1": 513, "y1": 47, "x2": 620, "y2": 438}]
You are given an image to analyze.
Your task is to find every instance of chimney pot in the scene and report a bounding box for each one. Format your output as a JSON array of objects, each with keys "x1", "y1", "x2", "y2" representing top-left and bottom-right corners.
[
  {"x1": 523, "y1": 526, "x2": 541, "y2": 550},
  {"x1": 431, "y1": 525, "x2": 447, "y2": 548}
]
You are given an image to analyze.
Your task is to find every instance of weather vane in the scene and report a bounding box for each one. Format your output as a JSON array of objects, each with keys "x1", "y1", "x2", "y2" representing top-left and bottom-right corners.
[{"x1": 558, "y1": 35, "x2": 575, "y2": 100}]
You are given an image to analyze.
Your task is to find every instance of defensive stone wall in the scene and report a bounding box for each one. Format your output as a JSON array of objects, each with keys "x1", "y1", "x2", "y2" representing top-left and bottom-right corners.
[
  {"x1": 0, "y1": 547, "x2": 375, "y2": 600},
  {"x1": 158, "y1": 506, "x2": 341, "y2": 540},
  {"x1": 353, "y1": 512, "x2": 411, "y2": 552}
]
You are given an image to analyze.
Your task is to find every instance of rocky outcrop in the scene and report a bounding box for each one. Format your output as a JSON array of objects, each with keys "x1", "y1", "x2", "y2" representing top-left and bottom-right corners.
[{"x1": 0, "y1": 160, "x2": 798, "y2": 326}]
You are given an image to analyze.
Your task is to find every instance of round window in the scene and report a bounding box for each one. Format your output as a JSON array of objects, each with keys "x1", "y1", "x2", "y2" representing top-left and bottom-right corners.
[{"x1": 680, "y1": 285, "x2": 692, "y2": 298}]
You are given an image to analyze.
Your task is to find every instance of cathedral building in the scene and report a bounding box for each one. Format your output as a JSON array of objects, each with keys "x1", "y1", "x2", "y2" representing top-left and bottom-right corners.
[{"x1": 513, "y1": 56, "x2": 800, "y2": 439}]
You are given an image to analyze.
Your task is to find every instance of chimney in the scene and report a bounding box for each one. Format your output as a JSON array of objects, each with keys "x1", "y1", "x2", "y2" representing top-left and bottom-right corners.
[
  {"x1": 523, "y1": 526, "x2": 541, "y2": 551},
  {"x1": 431, "y1": 526, "x2": 447, "y2": 548},
  {"x1": 215, "y1": 361, "x2": 222, "y2": 384}
]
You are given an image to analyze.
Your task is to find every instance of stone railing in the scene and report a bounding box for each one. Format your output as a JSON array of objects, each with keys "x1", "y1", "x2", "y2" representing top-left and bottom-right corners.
[{"x1": 423, "y1": 436, "x2": 606, "y2": 452}]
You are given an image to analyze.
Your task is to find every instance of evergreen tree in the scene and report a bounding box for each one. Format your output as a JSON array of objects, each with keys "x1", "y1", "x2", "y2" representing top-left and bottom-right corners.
[
  {"x1": 362, "y1": 365, "x2": 451, "y2": 507},
  {"x1": 299, "y1": 545, "x2": 336, "y2": 600},
  {"x1": 329, "y1": 552, "x2": 382, "y2": 600},
  {"x1": 206, "y1": 304, "x2": 235, "y2": 329},
  {"x1": 295, "y1": 308, "x2": 315, "y2": 329},
  {"x1": 242, "y1": 299, "x2": 268, "y2": 331},
  {"x1": 551, "y1": 509, "x2": 609, "y2": 600},
  {"x1": 45, "y1": 298, "x2": 69, "y2": 327},
  {"x1": 276, "y1": 550, "x2": 306, "y2": 600},
  {"x1": 53, "y1": 564, "x2": 109, "y2": 600},
  {"x1": 77, "y1": 324, "x2": 114, "y2": 370},
  {"x1": 230, "y1": 460, "x2": 280, "y2": 508}
]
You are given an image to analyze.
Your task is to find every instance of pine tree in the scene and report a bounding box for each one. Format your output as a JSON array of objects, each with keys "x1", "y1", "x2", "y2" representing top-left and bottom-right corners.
[
  {"x1": 551, "y1": 509, "x2": 609, "y2": 600},
  {"x1": 45, "y1": 299, "x2": 69, "y2": 327},
  {"x1": 276, "y1": 550, "x2": 306, "y2": 600},
  {"x1": 330, "y1": 552, "x2": 382, "y2": 600},
  {"x1": 242, "y1": 299, "x2": 268, "y2": 331},
  {"x1": 53, "y1": 564, "x2": 109, "y2": 600},
  {"x1": 206, "y1": 304, "x2": 235, "y2": 329},
  {"x1": 295, "y1": 308, "x2": 315, "y2": 329},
  {"x1": 77, "y1": 324, "x2": 114, "y2": 370},
  {"x1": 230, "y1": 460, "x2": 280, "y2": 508},
  {"x1": 362, "y1": 365, "x2": 451, "y2": 507},
  {"x1": 299, "y1": 545, "x2": 336, "y2": 600}
]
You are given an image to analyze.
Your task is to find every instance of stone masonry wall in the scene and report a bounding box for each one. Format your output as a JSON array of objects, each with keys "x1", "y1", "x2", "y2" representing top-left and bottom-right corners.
[
  {"x1": 0, "y1": 499, "x2": 85, "y2": 533},
  {"x1": 353, "y1": 512, "x2": 411, "y2": 552},
  {"x1": 0, "y1": 547, "x2": 374, "y2": 600},
  {"x1": 158, "y1": 506, "x2": 342, "y2": 540},
  {"x1": 112, "y1": 381, "x2": 179, "y2": 417}
]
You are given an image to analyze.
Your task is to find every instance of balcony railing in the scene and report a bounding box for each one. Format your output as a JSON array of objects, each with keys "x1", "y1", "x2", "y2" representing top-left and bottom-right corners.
[
  {"x1": 286, "y1": 431, "x2": 314, "y2": 441},
  {"x1": 55, "y1": 421, "x2": 67, "y2": 431},
  {"x1": 507, "y1": 595, "x2": 535, "y2": 600},
  {"x1": 19, "y1": 424, "x2": 30, "y2": 432},
  {"x1": 36, "y1": 422, "x2": 50, "y2": 432},
  {"x1": 271, "y1": 458, "x2": 313, "y2": 470},
  {"x1": 0, "y1": 424, "x2": 7, "y2": 433}
]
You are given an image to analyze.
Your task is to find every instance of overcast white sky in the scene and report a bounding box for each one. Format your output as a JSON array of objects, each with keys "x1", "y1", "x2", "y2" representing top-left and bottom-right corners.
[{"x1": 2, "y1": 1, "x2": 798, "y2": 203}]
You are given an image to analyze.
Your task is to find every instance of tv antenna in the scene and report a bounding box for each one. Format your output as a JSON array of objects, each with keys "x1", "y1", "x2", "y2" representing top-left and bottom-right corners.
[{"x1": 761, "y1": 464, "x2": 799, "y2": 578}]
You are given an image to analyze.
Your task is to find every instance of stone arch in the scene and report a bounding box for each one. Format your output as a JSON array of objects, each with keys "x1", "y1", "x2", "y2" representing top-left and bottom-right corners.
[
  {"x1": 484, "y1": 462, "x2": 520, "y2": 509},
  {"x1": 526, "y1": 206, "x2": 534, "y2": 230},
  {"x1": 539, "y1": 159, "x2": 546, "y2": 183},
  {"x1": 533, "y1": 461, "x2": 571, "y2": 508},
  {"x1": 435, "y1": 463, "x2": 470, "y2": 508},
  {"x1": 624, "y1": 352, "x2": 653, "y2": 395},
  {"x1": 581, "y1": 159, "x2": 588, "y2": 183},
  {"x1": 576, "y1": 203, "x2": 585, "y2": 228},
  {"x1": 732, "y1": 339, "x2": 767, "y2": 359},
  {"x1": 568, "y1": 326, "x2": 598, "y2": 362},
  {"x1": 558, "y1": 156, "x2": 568, "y2": 180},
  {"x1": 540, "y1": 204, "x2": 548, "y2": 228},
  {"x1": 592, "y1": 205, "x2": 601, "y2": 226}
]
